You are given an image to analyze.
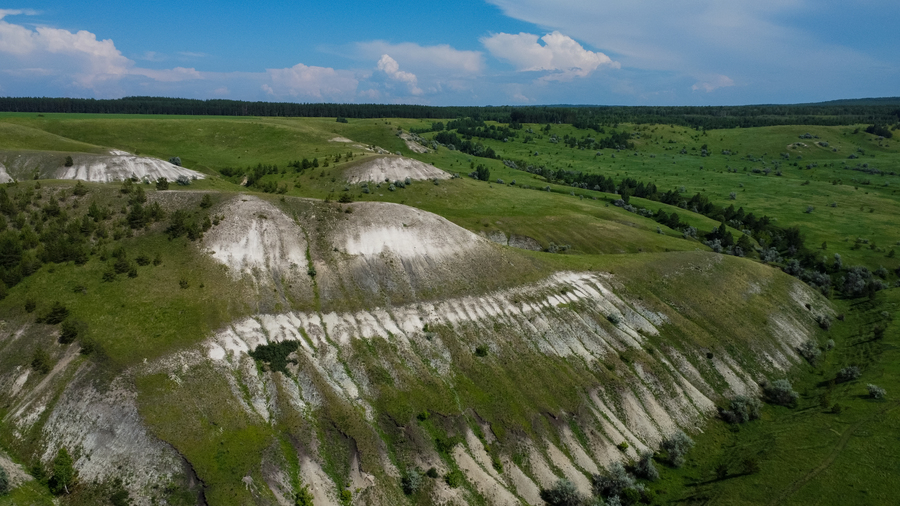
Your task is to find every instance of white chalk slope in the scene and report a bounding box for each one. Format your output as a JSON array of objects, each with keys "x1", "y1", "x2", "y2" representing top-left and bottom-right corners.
[
  {"x1": 0, "y1": 149, "x2": 204, "y2": 183},
  {"x1": 343, "y1": 155, "x2": 451, "y2": 184},
  {"x1": 59, "y1": 150, "x2": 205, "y2": 183}
]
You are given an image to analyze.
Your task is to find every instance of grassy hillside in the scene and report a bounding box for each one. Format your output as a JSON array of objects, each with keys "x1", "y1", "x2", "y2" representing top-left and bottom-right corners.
[{"x1": 0, "y1": 112, "x2": 897, "y2": 505}]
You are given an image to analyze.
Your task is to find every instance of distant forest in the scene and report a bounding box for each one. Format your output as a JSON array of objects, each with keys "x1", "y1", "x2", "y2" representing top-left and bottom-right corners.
[{"x1": 1, "y1": 96, "x2": 899, "y2": 130}]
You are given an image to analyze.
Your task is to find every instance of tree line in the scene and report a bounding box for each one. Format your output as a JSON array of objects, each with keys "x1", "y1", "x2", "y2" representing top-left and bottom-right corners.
[{"x1": 2, "y1": 96, "x2": 898, "y2": 130}]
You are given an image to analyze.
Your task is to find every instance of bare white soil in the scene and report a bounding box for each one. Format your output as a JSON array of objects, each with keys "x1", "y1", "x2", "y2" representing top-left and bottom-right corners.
[
  {"x1": 202, "y1": 196, "x2": 309, "y2": 285},
  {"x1": 0, "y1": 149, "x2": 204, "y2": 182},
  {"x1": 399, "y1": 132, "x2": 430, "y2": 153},
  {"x1": 0, "y1": 162, "x2": 12, "y2": 183},
  {"x1": 343, "y1": 156, "x2": 450, "y2": 183},
  {"x1": 59, "y1": 150, "x2": 205, "y2": 182}
]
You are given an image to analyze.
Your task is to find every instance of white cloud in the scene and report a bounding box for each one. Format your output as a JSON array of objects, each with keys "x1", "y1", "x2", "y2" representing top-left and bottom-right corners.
[
  {"x1": 692, "y1": 74, "x2": 735, "y2": 92},
  {"x1": 482, "y1": 31, "x2": 618, "y2": 81},
  {"x1": 265, "y1": 63, "x2": 358, "y2": 100},
  {"x1": 133, "y1": 67, "x2": 203, "y2": 83},
  {"x1": 356, "y1": 41, "x2": 483, "y2": 74},
  {"x1": 375, "y1": 54, "x2": 422, "y2": 95}
]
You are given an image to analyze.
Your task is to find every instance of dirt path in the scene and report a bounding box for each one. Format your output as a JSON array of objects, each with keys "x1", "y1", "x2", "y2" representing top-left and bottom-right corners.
[{"x1": 768, "y1": 400, "x2": 900, "y2": 506}]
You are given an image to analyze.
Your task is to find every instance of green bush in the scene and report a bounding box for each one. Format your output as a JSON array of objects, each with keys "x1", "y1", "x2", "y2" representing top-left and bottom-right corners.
[
  {"x1": 635, "y1": 451, "x2": 659, "y2": 481},
  {"x1": 37, "y1": 301, "x2": 69, "y2": 324},
  {"x1": 59, "y1": 319, "x2": 83, "y2": 344},
  {"x1": 401, "y1": 468, "x2": 422, "y2": 495},
  {"x1": 661, "y1": 430, "x2": 695, "y2": 467},
  {"x1": 49, "y1": 447, "x2": 76, "y2": 495},
  {"x1": 444, "y1": 469, "x2": 464, "y2": 488},
  {"x1": 0, "y1": 464, "x2": 8, "y2": 495},
  {"x1": 867, "y1": 384, "x2": 886, "y2": 399},
  {"x1": 837, "y1": 366, "x2": 862, "y2": 383},
  {"x1": 721, "y1": 395, "x2": 762, "y2": 424},
  {"x1": 248, "y1": 340, "x2": 300, "y2": 374},
  {"x1": 294, "y1": 484, "x2": 314, "y2": 506},
  {"x1": 540, "y1": 479, "x2": 584, "y2": 506},
  {"x1": 31, "y1": 348, "x2": 52, "y2": 374},
  {"x1": 765, "y1": 379, "x2": 799, "y2": 407}
]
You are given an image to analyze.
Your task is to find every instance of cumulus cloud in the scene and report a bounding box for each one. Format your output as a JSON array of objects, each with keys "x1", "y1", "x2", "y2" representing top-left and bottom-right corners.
[
  {"x1": 356, "y1": 41, "x2": 483, "y2": 74},
  {"x1": 0, "y1": 13, "x2": 360, "y2": 101},
  {"x1": 484, "y1": 0, "x2": 894, "y2": 103},
  {"x1": 375, "y1": 54, "x2": 422, "y2": 95},
  {"x1": 265, "y1": 63, "x2": 358, "y2": 100},
  {"x1": 692, "y1": 74, "x2": 735, "y2": 92},
  {"x1": 482, "y1": 31, "x2": 618, "y2": 81}
]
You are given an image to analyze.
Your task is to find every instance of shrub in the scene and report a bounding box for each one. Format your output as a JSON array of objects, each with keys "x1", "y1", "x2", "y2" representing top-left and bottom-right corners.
[
  {"x1": 59, "y1": 319, "x2": 84, "y2": 345},
  {"x1": 837, "y1": 366, "x2": 861, "y2": 383},
  {"x1": 156, "y1": 177, "x2": 169, "y2": 190},
  {"x1": 607, "y1": 314, "x2": 621, "y2": 325},
  {"x1": 49, "y1": 447, "x2": 76, "y2": 495},
  {"x1": 798, "y1": 340, "x2": 821, "y2": 365},
  {"x1": 24, "y1": 297, "x2": 36, "y2": 313},
  {"x1": 0, "y1": 464, "x2": 8, "y2": 495},
  {"x1": 593, "y1": 461, "x2": 644, "y2": 501},
  {"x1": 179, "y1": 277, "x2": 189, "y2": 289},
  {"x1": 721, "y1": 395, "x2": 762, "y2": 424},
  {"x1": 37, "y1": 301, "x2": 69, "y2": 324},
  {"x1": 249, "y1": 340, "x2": 300, "y2": 374},
  {"x1": 169, "y1": 156, "x2": 182, "y2": 166},
  {"x1": 444, "y1": 469, "x2": 463, "y2": 488},
  {"x1": 817, "y1": 315, "x2": 832, "y2": 330},
  {"x1": 541, "y1": 479, "x2": 585, "y2": 506},
  {"x1": 867, "y1": 384, "x2": 886, "y2": 399},
  {"x1": 199, "y1": 194, "x2": 213, "y2": 209},
  {"x1": 475, "y1": 345, "x2": 488, "y2": 357},
  {"x1": 401, "y1": 468, "x2": 422, "y2": 495},
  {"x1": 765, "y1": 379, "x2": 799, "y2": 406},
  {"x1": 73, "y1": 180, "x2": 88, "y2": 196},
  {"x1": 32, "y1": 349, "x2": 52, "y2": 374},
  {"x1": 617, "y1": 441, "x2": 629, "y2": 451},
  {"x1": 176, "y1": 175, "x2": 191, "y2": 186},
  {"x1": 634, "y1": 451, "x2": 660, "y2": 481},
  {"x1": 426, "y1": 467, "x2": 438, "y2": 478},
  {"x1": 661, "y1": 431, "x2": 695, "y2": 467}
]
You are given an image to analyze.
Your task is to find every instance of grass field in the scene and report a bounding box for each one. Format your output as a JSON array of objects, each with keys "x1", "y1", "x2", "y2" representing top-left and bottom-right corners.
[{"x1": 0, "y1": 112, "x2": 898, "y2": 505}]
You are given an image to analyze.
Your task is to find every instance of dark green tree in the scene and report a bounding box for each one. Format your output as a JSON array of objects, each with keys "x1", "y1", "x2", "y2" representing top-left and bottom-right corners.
[{"x1": 49, "y1": 447, "x2": 76, "y2": 495}]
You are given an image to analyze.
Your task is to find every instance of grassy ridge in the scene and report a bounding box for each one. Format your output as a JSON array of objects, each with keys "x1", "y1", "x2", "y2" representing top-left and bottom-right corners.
[{"x1": 0, "y1": 112, "x2": 898, "y2": 504}]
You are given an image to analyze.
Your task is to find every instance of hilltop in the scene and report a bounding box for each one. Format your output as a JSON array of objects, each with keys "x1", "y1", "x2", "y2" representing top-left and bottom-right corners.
[{"x1": 0, "y1": 108, "x2": 897, "y2": 505}]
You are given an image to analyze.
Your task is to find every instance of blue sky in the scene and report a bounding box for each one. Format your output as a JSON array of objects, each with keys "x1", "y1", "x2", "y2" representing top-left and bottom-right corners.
[{"x1": 1, "y1": 1, "x2": 897, "y2": 106}]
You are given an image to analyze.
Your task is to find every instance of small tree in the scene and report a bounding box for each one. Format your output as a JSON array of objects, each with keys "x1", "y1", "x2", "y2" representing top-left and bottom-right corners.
[
  {"x1": 49, "y1": 447, "x2": 76, "y2": 495},
  {"x1": 721, "y1": 395, "x2": 762, "y2": 424},
  {"x1": 31, "y1": 348, "x2": 52, "y2": 374},
  {"x1": 867, "y1": 384, "x2": 886, "y2": 399},
  {"x1": 634, "y1": 451, "x2": 659, "y2": 481},
  {"x1": 661, "y1": 431, "x2": 695, "y2": 467},
  {"x1": 0, "y1": 464, "x2": 9, "y2": 495},
  {"x1": 156, "y1": 177, "x2": 169, "y2": 190},
  {"x1": 837, "y1": 366, "x2": 861, "y2": 383},
  {"x1": 64, "y1": 155, "x2": 74, "y2": 167},
  {"x1": 401, "y1": 468, "x2": 422, "y2": 495},
  {"x1": 765, "y1": 379, "x2": 799, "y2": 407},
  {"x1": 540, "y1": 479, "x2": 584, "y2": 506},
  {"x1": 295, "y1": 484, "x2": 314, "y2": 506},
  {"x1": 798, "y1": 340, "x2": 821, "y2": 365}
]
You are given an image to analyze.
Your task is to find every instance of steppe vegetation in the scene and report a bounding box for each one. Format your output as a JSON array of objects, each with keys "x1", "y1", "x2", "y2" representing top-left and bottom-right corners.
[{"x1": 0, "y1": 99, "x2": 898, "y2": 505}]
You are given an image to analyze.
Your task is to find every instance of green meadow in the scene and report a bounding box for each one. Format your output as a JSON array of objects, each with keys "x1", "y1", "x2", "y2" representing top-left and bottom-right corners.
[{"x1": 0, "y1": 110, "x2": 898, "y2": 505}]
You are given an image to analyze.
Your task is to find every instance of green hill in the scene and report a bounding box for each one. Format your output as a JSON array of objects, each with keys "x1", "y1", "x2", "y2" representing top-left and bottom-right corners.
[{"x1": 0, "y1": 112, "x2": 897, "y2": 506}]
